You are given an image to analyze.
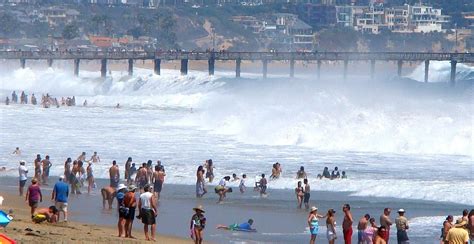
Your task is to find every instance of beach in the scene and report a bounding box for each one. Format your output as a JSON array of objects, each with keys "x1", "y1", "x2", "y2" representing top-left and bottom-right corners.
[{"x1": 0, "y1": 62, "x2": 472, "y2": 243}]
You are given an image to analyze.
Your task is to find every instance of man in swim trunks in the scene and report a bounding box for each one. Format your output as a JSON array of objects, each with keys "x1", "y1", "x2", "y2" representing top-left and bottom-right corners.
[
  {"x1": 342, "y1": 203, "x2": 354, "y2": 244},
  {"x1": 109, "y1": 160, "x2": 120, "y2": 188},
  {"x1": 259, "y1": 174, "x2": 267, "y2": 196},
  {"x1": 34, "y1": 154, "x2": 42, "y2": 184},
  {"x1": 395, "y1": 209, "x2": 409, "y2": 244},
  {"x1": 153, "y1": 165, "x2": 166, "y2": 201},
  {"x1": 101, "y1": 186, "x2": 116, "y2": 209},
  {"x1": 216, "y1": 219, "x2": 255, "y2": 231},
  {"x1": 380, "y1": 208, "x2": 393, "y2": 243},
  {"x1": 303, "y1": 179, "x2": 311, "y2": 210},
  {"x1": 136, "y1": 163, "x2": 148, "y2": 191},
  {"x1": 90, "y1": 152, "x2": 100, "y2": 163},
  {"x1": 125, "y1": 157, "x2": 132, "y2": 184},
  {"x1": 358, "y1": 214, "x2": 370, "y2": 244},
  {"x1": 41, "y1": 155, "x2": 52, "y2": 185}
]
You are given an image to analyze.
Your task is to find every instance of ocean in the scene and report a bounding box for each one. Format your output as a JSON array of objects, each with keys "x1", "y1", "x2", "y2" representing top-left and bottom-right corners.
[{"x1": 0, "y1": 60, "x2": 472, "y2": 243}]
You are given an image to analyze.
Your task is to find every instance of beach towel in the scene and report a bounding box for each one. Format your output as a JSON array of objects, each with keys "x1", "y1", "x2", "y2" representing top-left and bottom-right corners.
[
  {"x1": 0, "y1": 210, "x2": 12, "y2": 227},
  {"x1": 0, "y1": 233, "x2": 16, "y2": 244}
]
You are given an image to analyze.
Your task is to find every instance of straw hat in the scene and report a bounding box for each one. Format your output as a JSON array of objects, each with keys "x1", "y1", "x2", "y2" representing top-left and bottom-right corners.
[
  {"x1": 193, "y1": 205, "x2": 205, "y2": 213},
  {"x1": 310, "y1": 206, "x2": 318, "y2": 212}
]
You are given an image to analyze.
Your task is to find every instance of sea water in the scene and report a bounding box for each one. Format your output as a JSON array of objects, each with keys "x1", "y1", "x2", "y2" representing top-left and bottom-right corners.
[{"x1": 0, "y1": 61, "x2": 473, "y2": 242}]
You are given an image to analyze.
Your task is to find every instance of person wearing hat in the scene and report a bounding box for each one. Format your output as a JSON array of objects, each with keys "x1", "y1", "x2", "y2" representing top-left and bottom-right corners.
[
  {"x1": 123, "y1": 185, "x2": 137, "y2": 238},
  {"x1": 308, "y1": 206, "x2": 326, "y2": 244},
  {"x1": 116, "y1": 183, "x2": 128, "y2": 237},
  {"x1": 395, "y1": 209, "x2": 409, "y2": 244},
  {"x1": 18, "y1": 160, "x2": 28, "y2": 196},
  {"x1": 446, "y1": 219, "x2": 469, "y2": 244},
  {"x1": 190, "y1": 205, "x2": 206, "y2": 244},
  {"x1": 51, "y1": 175, "x2": 69, "y2": 222}
]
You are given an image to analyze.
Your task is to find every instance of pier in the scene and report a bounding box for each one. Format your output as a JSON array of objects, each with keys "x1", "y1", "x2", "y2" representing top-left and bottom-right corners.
[{"x1": 1, "y1": 51, "x2": 473, "y2": 86}]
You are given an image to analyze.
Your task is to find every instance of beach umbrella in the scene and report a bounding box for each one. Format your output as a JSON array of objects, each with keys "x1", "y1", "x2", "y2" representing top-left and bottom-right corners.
[
  {"x1": 0, "y1": 233, "x2": 16, "y2": 244},
  {"x1": 0, "y1": 210, "x2": 12, "y2": 228}
]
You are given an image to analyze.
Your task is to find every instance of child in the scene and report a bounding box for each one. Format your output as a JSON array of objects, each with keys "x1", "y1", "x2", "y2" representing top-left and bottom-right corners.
[{"x1": 239, "y1": 174, "x2": 247, "y2": 193}]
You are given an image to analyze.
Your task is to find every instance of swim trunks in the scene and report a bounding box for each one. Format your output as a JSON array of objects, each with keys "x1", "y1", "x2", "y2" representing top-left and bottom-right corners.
[
  {"x1": 140, "y1": 208, "x2": 156, "y2": 225},
  {"x1": 303, "y1": 193, "x2": 310, "y2": 203},
  {"x1": 154, "y1": 180, "x2": 163, "y2": 193},
  {"x1": 19, "y1": 180, "x2": 27, "y2": 187},
  {"x1": 343, "y1": 227, "x2": 353, "y2": 244}
]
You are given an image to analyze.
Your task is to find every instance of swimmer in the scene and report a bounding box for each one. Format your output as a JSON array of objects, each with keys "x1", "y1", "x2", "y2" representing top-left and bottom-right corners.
[
  {"x1": 77, "y1": 152, "x2": 86, "y2": 162},
  {"x1": 296, "y1": 166, "x2": 307, "y2": 179},
  {"x1": 331, "y1": 167, "x2": 340, "y2": 180},
  {"x1": 341, "y1": 171, "x2": 347, "y2": 179},
  {"x1": 295, "y1": 181, "x2": 304, "y2": 209},
  {"x1": 231, "y1": 173, "x2": 240, "y2": 182},
  {"x1": 83, "y1": 100, "x2": 87, "y2": 107},
  {"x1": 239, "y1": 174, "x2": 247, "y2": 193},
  {"x1": 116, "y1": 103, "x2": 120, "y2": 108},
  {"x1": 259, "y1": 174, "x2": 267, "y2": 196},
  {"x1": 5, "y1": 97, "x2": 9, "y2": 105},
  {"x1": 153, "y1": 165, "x2": 166, "y2": 201},
  {"x1": 89, "y1": 151, "x2": 100, "y2": 163},
  {"x1": 12, "y1": 147, "x2": 21, "y2": 156},
  {"x1": 216, "y1": 219, "x2": 255, "y2": 231}
]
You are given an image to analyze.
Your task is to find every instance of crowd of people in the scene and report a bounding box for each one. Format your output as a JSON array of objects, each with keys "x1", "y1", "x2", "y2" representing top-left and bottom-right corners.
[
  {"x1": 11, "y1": 148, "x2": 473, "y2": 244},
  {"x1": 6, "y1": 91, "x2": 78, "y2": 108}
]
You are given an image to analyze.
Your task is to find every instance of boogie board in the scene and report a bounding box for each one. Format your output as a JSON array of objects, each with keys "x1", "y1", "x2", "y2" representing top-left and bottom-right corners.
[
  {"x1": 0, "y1": 210, "x2": 12, "y2": 227},
  {"x1": 233, "y1": 228, "x2": 257, "y2": 232}
]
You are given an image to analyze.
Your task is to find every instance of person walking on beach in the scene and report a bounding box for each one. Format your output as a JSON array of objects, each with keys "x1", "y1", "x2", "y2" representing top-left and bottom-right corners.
[
  {"x1": 124, "y1": 185, "x2": 137, "y2": 238},
  {"x1": 125, "y1": 157, "x2": 132, "y2": 184},
  {"x1": 86, "y1": 162, "x2": 95, "y2": 194},
  {"x1": 308, "y1": 206, "x2": 326, "y2": 244},
  {"x1": 138, "y1": 185, "x2": 157, "y2": 241},
  {"x1": 153, "y1": 165, "x2": 166, "y2": 201},
  {"x1": 295, "y1": 181, "x2": 304, "y2": 209},
  {"x1": 395, "y1": 209, "x2": 409, "y2": 244},
  {"x1": 380, "y1": 208, "x2": 393, "y2": 243},
  {"x1": 358, "y1": 214, "x2": 370, "y2": 244},
  {"x1": 196, "y1": 166, "x2": 207, "y2": 198},
  {"x1": 303, "y1": 179, "x2": 311, "y2": 210},
  {"x1": 326, "y1": 209, "x2": 337, "y2": 244},
  {"x1": 18, "y1": 160, "x2": 28, "y2": 196},
  {"x1": 41, "y1": 155, "x2": 52, "y2": 185},
  {"x1": 25, "y1": 178, "x2": 42, "y2": 218},
  {"x1": 109, "y1": 160, "x2": 120, "y2": 188},
  {"x1": 441, "y1": 215, "x2": 453, "y2": 244},
  {"x1": 34, "y1": 154, "x2": 42, "y2": 184},
  {"x1": 259, "y1": 174, "x2": 267, "y2": 197},
  {"x1": 52, "y1": 175, "x2": 69, "y2": 222},
  {"x1": 190, "y1": 205, "x2": 206, "y2": 244},
  {"x1": 342, "y1": 203, "x2": 354, "y2": 244}
]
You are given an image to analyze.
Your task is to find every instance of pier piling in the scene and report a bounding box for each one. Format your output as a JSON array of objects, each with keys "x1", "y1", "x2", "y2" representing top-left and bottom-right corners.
[
  {"x1": 101, "y1": 59, "x2": 107, "y2": 78},
  {"x1": 181, "y1": 59, "x2": 188, "y2": 75},
  {"x1": 154, "y1": 59, "x2": 161, "y2": 75},
  {"x1": 262, "y1": 59, "x2": 268, "y2": 79},
  {"x1": 290, "y1": 59, "x2": 295, "y2": 78},
  {"x1": 236, "y1": 58, "x2": 241, "y2": 78},
  {"x1": 208, "y1": 57, "x2": 215, "y2": 76},
  {"x1": 397, "y1": 60, "x2": 403, "y2": 77},
  {"x1": 74, "y1": 59, "x2": 80, "y2": 76},
  {"x1": 128, "y1": 59, "x2": 133, "y2": 76},
  {"x1": 450, "y1": 60, "x2": 457, "y2": 87},
  {"x1": 20, "y1": 59, "x2": 25, "y2": 69},
  {"x1": 370, "y1": 60, "x2": 375, "y2": 80},
  {"x1": 424, "y1": 60, "x2": 430, "y2": 83}
]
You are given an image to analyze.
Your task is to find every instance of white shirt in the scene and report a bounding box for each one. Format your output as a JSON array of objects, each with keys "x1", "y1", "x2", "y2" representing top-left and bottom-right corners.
[
  {"x1": 218, "y1": 178, "x2": 227, "y2": 187},
  {"x1": 18, "y1": 165, "x2": 28, "y2": 181},
  {"x1": 140, "y1": 192, "x2": 153, "y2": 209}
]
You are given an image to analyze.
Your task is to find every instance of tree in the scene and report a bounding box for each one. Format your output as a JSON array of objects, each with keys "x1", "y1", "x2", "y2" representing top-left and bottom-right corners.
[{"x1": 62, "y1": 23, "x2": 79, "y2": 40}]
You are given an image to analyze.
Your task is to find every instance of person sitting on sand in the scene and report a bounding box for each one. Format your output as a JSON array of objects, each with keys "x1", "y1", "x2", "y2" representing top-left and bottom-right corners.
[
  {"x1": 217, "y1": 219, "x2": 255, "y2": 232},
  {"x1": 296, "y1": 166, "x2": 307, "y2": 179},
  {"x1": 215, "y1": 176, "x2": 231, "y2": 203},
  {"x1": 32, "y1": 206, "x2": 59, "y2": 224},
  {"x1": 101, "y1": 186, "x2": 117, "y2": 209},
  {"x1": 190, "y1": 205, "x2": 206, "y2": 244}
]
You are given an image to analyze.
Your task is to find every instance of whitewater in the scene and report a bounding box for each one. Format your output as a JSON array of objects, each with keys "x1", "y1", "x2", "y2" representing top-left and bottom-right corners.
[{"x1": 0, "y1": 61, "x2": 472, "y2": 206}]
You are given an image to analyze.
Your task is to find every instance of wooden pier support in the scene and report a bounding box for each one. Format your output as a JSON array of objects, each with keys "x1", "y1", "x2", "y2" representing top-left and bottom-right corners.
[
  {"x1": 20, "y1": 59, "x2": 25, "y2": 69},
  {"x1": 74, "y1": 59, "x2": 80, "y2": 76},
  {"x1": 262, "y1": 59, "x2": 268, "y2": 79},
  {"x1": 317, "y1": 60, "x2": 321, "y2": 79},
  {"x1": 208, "y1": 57, "x2": 215, "y2": 76},
  {"x1": 235, "y1": 58, "x2": 241, "y2": 78},
  {"x1": 290, "y1": 59, "x2": 295, "y2": 78},
  {"x1": 154, "y1": 59, "x2": 161, "y2": 75},
  {"x1": 370, "y1": 60, "x2": 375, "y2": 80},
  {"x1": 47, "y1": 59, "x2": 53, "y2": 68},
  {"x1": 101, "y1": 58, "x2": 107, "y2": 78},
  {"x1": 424, "y1": 60, "x2": 429, "y2": 83},
  {"x1": 450, "y1": 60, "x2": 457, "y2": 87},
  {"x1": 343, "y1": 59, "x2": 348, "y2": 80},
  {"x1": 128, "y1": 59, "x2": 133, "y2": 76},
  {"x1": 397, "y1": 60, "x2": 403, "y2": 77},
  {"x1": 180, "y1": 59, "x2": 188, "y2": 75}
]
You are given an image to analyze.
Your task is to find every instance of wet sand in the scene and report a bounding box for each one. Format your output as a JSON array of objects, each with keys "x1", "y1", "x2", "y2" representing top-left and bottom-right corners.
[{"x1": 0, "y1": 176, "x2": 469, "y2": 243}]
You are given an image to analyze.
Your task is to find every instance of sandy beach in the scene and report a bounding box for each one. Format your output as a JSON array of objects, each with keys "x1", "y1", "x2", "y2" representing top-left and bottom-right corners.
[{"x1": 0, "y1": 191, "x2": 190, "y2": 243}]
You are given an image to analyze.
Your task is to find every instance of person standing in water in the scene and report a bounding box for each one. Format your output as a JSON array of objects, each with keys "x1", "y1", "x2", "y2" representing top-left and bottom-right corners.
[
  {"x1": 34, "y1": 154, "x2": 42, "y2": 184},
  {"x1": 204, "y1": 159, "x2": 214, "y2": 183},
  {"x1": 190, "y1": 205, "x2": 206, "y2": 244},
  {"x1": 239, "y1": 174, "x2": 247, "y2": 193},
  {"x1": 295, "y1": 181, "x2": 304, "y2": 209},
  {"x1": 259, "y1": 174, "x2": 267, "y2": 197},
  {"x1": 358, "y1": 214, "x2": 371, "y2": 244},
  {"x1": 136, "y1": 163, "x2": 148, "y2": 191},
  {"x1": 215, "y1": 176, "x2": 231, "y2": 203},
  {"x1": 308, "y1": 206, "x2": 326, "y2": 244},
  {"x1": 380, "y1": 208, "x2": 393, "y2": 243},
  {"x1": 89, "y1": 152, "x2": 100, "y2": 163},
  {"x1": 196, "y1": 166, "x2": 207, "y2": 198},
  {"x1": 63, "y1": 158, "x2": 72, "y2": 184},
  {"x1": 153, "y1": 165, "x2": 166, "y2": 201},
  {"x1": 12, "y1": 147, "x2": 21, "y2": 156},
  {"x1": 109, "y1": 160, "x2": 120, "y2": 188},
  {"x1": 77, "y1": 152, "x2": 86, "y2": 162},
  {"x1": 41, "y1": 155, "x2": 52, "y2": 185},
  {"x1": 326, "y1": 209, "x2": 337, "y2": 244},
  {"x1": 342, "y1": 203, "x2": 354, "y2": 244},
  {"x1": 125, "y1": 157, "x2": 132, "y2": 184},
  {"x1": 395, "y1": 209, "x2": 409, "y2": 244},
  {"x1": 303, "y1": 178, "x2": 311, "y2": 210},
  {"x1": 86, "y1": 162, "x2": 95, "y2": 194},
  {"x1": 297, "y1": 166, "x2": 307, "y2": 179}
]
